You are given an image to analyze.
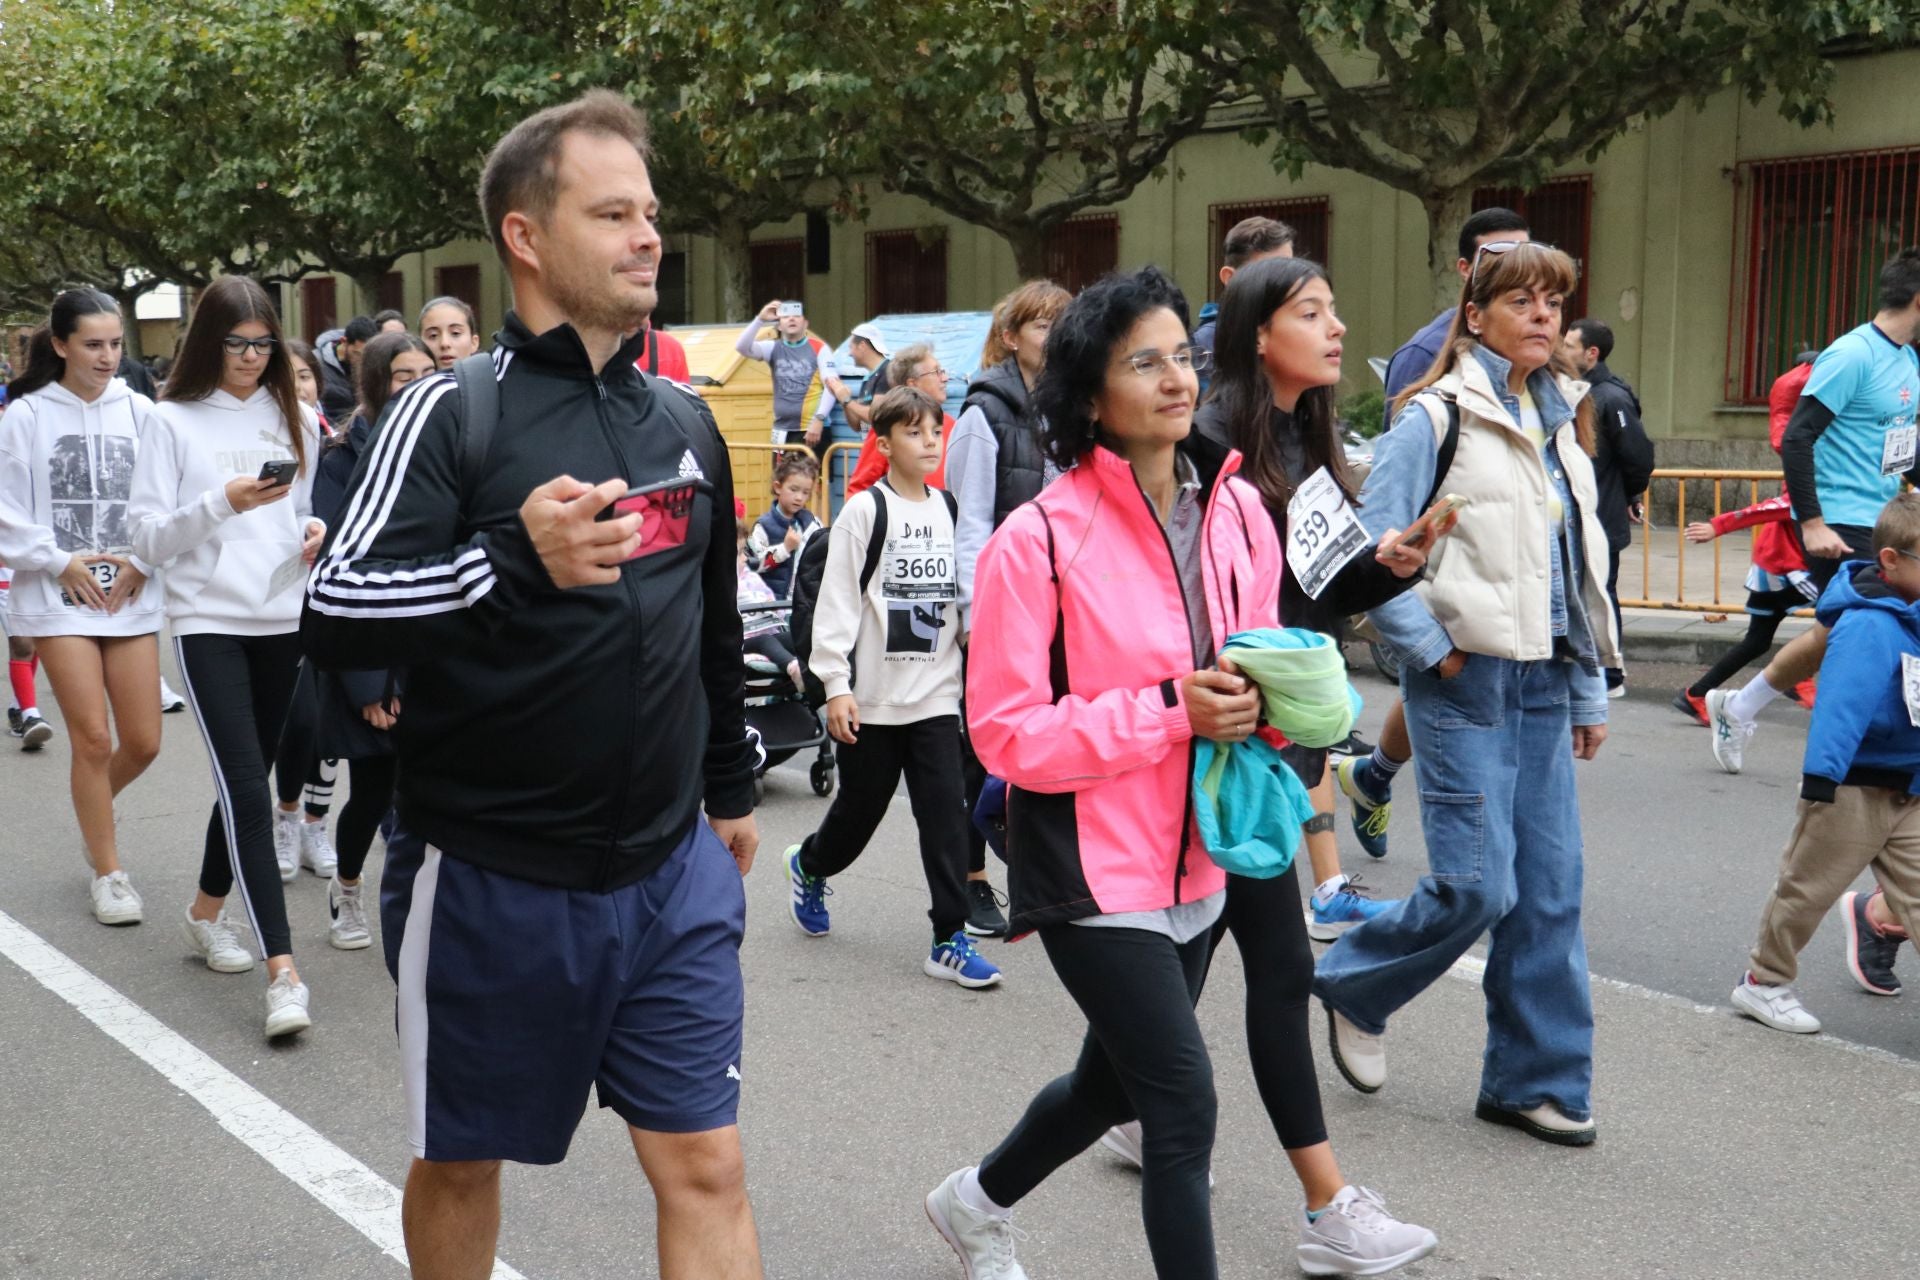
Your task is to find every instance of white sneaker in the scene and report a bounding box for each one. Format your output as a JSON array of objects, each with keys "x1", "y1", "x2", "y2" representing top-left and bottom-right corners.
[
  {"x1": 1326, "y1": 1003, "x2": 1385, "y2": 1093},
  {"x1": 1097, "y1": 1121, "x2": 1217, "y2": 1186},
  {"x1": 1705, "y1": 689, "x2": 1754, "y2": 775},
  {"x1": 301, "y1": 821, "x2": 338, "y2": 878},
  {"x1": 1297, "y1": 1185, "x2": 1439, "y2": 1276},
  {"x1": 1732, "y1": 973, "x2": 1821, "y2": 1033},
  {"x1": 159, "y1": 678, "x2": 186, "y2": 713},
  {"x1": 328, "y1": 877, "x2": 371, "y2": 950},
  {"x1": 264, "y1": 970, "x2": 312, "y2": 1038},
  {"x1": 89, "y1": 871, "x2": 143, "y2": 926},
  {"x1": 925, "y1": 1169, "x2": 1028, "y2": 1280},
  {"x1": 181, "y1": 908, "x2": 256, "y2": 973},
  {"x1": 273, "y1": 809, "x2": 301, "y2": 882}
]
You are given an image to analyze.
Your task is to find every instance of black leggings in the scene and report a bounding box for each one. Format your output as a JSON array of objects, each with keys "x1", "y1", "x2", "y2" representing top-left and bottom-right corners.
[
  {"x1": 743, "y1": 629, "x2": 797, "y2": 671},
  {"x1": 1206, "y1": 864, "x2": 1328, "y2": 1148},
  {"x1": 1687, "y1": 587, "x2": 1804, "y2": 696},
  {"x1": 274, "y1": 662, "x2": 337, "y2": 817},
  {"x1": 176, "y1": 632, "x2": 303, "y2": 958},
  {"x1": 977, "y1": 924, "x2": 1216, "y2": 1280},
  {"x1": 798, "y1": 716, "x2": 968, "y2": 942},
  {"x1": 335, "y1": 755, "x2": 398, "y2": 882}
]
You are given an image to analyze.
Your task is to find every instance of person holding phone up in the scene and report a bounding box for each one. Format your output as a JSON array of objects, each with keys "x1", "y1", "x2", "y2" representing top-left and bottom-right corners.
[
  {"x1": 130, "y1": 276, "x2": 326, "y2": 1041},
  {"x1": 1313, "y1": 241, "x2": 1619, "y2": 1149}
]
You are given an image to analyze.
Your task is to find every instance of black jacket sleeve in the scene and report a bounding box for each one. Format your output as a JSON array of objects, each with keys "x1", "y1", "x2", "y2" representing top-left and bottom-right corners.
[
  {"x1": 1609, "y1": 388, "x2": 1655, "y2": 501},
  {"x1": 1781, "y1": 395, "x2": 1838, "y2": 522},
  {"x1": 1308, "y1": 552, "x2": 1420, "y2": 620},
  {"x1": 693, "y1": 409, "x2": 758, "y2": 819},
  {"x1": 301, "y1": 380, "x2": 553, "y2": 670}
]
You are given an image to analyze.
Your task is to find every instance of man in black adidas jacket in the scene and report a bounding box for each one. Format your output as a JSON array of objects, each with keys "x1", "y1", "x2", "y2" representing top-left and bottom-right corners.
[{"x1": 302, "y1": 92, "x2": 763, "y2": 1279}]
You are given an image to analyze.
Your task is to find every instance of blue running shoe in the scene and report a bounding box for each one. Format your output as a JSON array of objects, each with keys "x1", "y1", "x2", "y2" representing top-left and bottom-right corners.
[
  {"x1": 925, "y1": 931, "x2": 1003, "y2": 988},
  {"x1": 784, "y1": 844, "x2": 831, "y2": 937},
  {"x1": 1335, "y1": 756, "x2": 1392, "y2": 859},
  {"x1": 1309, "y1": 876, "x2": 1394, "y2": 942}
]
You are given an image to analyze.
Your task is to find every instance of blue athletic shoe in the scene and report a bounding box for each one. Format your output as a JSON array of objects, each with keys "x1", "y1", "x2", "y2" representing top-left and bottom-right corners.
[
  {"x1": 925, "y1": 931, "x2": 1003, "y2": 988},
  {"x1": 1308, "y1": 877, "x2": 1394, "y2": 942},
  {"x1": 784, "y1": 844, "x2": 831, "y2": 937},
  {"x1": 1335, "y1": 756, "x2": 1393, "y2": 859}
]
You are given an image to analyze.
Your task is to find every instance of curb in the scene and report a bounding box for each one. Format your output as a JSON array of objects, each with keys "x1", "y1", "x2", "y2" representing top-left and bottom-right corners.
[{"x1": 1621, "y1": 611, "x2": 1813, "y2": 667}]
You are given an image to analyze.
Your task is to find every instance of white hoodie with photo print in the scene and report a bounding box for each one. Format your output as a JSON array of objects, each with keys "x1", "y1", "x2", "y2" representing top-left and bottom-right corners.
[
  {"x1": 0, "y1": 378, "x2": 167, "y2": 637},
  {"x1": 128, "y1": 388, "x2": 322, "y2": 637}
]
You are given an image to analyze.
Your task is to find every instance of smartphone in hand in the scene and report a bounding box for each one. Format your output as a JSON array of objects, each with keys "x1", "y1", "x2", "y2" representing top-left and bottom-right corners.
[
  {"x1": 595, "y1": 476, "x2": 713, "y2": 562},
  {"x1": 257, "y1": 459, "x2": 299, "y2": 486},
  {"x1": 1385, "y1": 493, "x2": 1470, "y2": 554}
]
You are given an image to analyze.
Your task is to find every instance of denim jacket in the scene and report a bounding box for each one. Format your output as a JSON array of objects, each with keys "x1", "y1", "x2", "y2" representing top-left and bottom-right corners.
[{"x1": 1359, "y1": 346, "x2": 1613, "y2": 726}]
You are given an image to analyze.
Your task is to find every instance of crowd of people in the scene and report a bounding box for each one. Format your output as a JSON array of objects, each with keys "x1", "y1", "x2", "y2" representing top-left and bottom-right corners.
[{"x1": 1, "y1": 88, "x2": 1915, "y2": 1280}]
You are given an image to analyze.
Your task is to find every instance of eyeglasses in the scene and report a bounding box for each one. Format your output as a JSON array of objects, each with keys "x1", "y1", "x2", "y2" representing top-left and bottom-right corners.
[
  {"x1": 1897, "y1": 548, "x2": 1920, "y2": 564},
  {"x1": 222, "y1": 335, "x2": 277, "y2": 356},
  {"x1": 913, "y1": 366, "x2": 949, "y2": 382},
  {"x1": 1118, "y1": 348, "x2": 1210, "y2": 378},
  {"x1": 1467, "y1": 240, "x2": 1557, "y2": 289}
]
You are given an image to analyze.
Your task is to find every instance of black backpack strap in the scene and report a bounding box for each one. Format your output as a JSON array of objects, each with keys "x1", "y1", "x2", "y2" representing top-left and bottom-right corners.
[
  {"x1": 857, "y1": 486, "x2": 889, "y2": 595},
  {"x1": 1415, "y1": 392, "x2": 1461, "y2": 514},
  {"x1": 940, "y1": 488, "x2": 959, "y2": 524},
  {"x1": 646, "y1": 329, "x2": 660, "y2": 377},
  {"x1": 641, "y1": 371, "x2": 724, "y2": 483},
  {"x1": 1032, "y1": 503, "x2": 1067, "y2": 702},
  {"x1": 451, "y1": 353, "x2": 500, "y2": 524}
]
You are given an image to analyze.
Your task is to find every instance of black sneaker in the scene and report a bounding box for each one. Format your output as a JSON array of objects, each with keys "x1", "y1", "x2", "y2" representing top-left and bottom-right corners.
[
  {"x1": 5, "y1": 707, "x2": 21, "y2": 738},
  {"x1": 964, "y1": 880, "x2": 1009, "y2": 937},
  {"x1": 1842, "y1": 890, "x2": 1902, "y2": 996},
  {"x1": 18, "y1": 711, "x2": 53, "y2": 751}
]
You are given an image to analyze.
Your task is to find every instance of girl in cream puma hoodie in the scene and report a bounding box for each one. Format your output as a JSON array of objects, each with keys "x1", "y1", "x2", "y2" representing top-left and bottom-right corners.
[{"x1": 128, "y1": 276, "x2": 325, "y2": 1041}]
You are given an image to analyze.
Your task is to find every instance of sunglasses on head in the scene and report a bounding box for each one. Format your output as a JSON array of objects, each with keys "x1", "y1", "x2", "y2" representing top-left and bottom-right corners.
[{"x1": 1468, "y1": 240, "x2": 1558, "y2": 289}]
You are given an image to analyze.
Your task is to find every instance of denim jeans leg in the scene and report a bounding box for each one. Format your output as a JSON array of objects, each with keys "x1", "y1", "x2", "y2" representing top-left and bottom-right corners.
[
  {"x1": 1477, "y1": 661, "x2": 1595, "y2": 1120},
  {"x1": 1313, "y1": 655, "x2": 1521, "y2": 1035}
]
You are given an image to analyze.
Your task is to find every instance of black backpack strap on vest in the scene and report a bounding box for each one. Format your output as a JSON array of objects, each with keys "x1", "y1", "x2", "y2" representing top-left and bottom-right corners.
[
  {"x1": 451, "y1": 353, "x2": 500, "y2": 525},
  {"x1": 856, "y1": 485, "x2": 890, "y2": 595},
  {"x1": 1414, "y1": 391, "x2": 1462, "y2": 514}
]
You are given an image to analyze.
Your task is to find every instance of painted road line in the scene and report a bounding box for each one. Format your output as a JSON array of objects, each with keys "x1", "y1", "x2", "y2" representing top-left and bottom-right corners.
[{"x1": 0, "y1": 908, "x2": 527, "y2": 1280}]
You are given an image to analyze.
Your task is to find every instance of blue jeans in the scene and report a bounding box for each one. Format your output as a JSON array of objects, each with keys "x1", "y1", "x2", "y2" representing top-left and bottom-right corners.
[{"x1": 1312, "y1": 655, "x2": 1594, "y2": 1120}]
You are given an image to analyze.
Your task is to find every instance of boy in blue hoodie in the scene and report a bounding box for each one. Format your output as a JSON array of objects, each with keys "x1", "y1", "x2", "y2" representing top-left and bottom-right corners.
[{"x1": 1731, "y1": 492, "x2": 1920, "y2": 1034}]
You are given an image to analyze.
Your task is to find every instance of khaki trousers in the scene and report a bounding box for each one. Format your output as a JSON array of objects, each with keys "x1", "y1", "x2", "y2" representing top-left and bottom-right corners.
[{"x1": 1750, "y1": 787, "x2": 1920, "y2": 985}]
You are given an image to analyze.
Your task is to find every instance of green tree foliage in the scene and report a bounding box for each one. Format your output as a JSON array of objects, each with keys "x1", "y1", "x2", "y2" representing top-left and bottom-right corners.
[{"x1": 1201, "y1": 0, "x2": 1920, "y2": 306}]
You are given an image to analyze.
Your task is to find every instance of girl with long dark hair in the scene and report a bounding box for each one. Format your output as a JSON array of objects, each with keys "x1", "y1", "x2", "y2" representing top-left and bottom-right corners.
[
  {"x1": 130, "y1": 274, "x2": 326, "y2": 1039},
  {"x1": 0, "y1": 289, "x2": 166, "y2": 925}
]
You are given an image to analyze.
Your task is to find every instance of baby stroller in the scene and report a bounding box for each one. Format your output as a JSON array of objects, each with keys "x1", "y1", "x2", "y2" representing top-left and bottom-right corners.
[{"x1": 741, "y1": 601, "x2": 836, "y2": 802}]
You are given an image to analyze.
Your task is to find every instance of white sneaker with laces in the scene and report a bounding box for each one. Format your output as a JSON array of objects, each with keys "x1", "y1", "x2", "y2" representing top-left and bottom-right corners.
[
  {"x1": 1327, "y1": 1003, "x2": 1386, "y2": 1093},
  {"x1": 1731, "y1": 974, "x2": 1821, "y2": 1033},
  {"x1": 264, "y1": 970, "x2": 312, "y2": 1038},
  {"x1": 1705, "y1": 689, "x2": 1755, "y2": 775},
  {"x1": 90, "y1": 871, "x2": 143, "y2": 925},
  {"x1": 301, "y1": 821, "x2": 338, "y2": 878},
  {"x1": 328, "y1": 877, "x2": 371, "y2": 950},
  {"x1": 925, "y1": 1168, "x2": 1028, "y2": 1280},
  {"x1": 273, "y1": 809, "x2": 300, "y2": 882},
  {"x1": 181, "y1": 908, "x2": 255, "y2": 973},
  {"x1": 1297, "y1": 1185, "x2": 1439, "y2": 1276}
]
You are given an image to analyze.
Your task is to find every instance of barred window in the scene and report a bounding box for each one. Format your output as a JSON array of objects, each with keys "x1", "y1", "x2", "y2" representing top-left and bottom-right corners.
[
  {"x1": 1726, "y1": 147, "x2": 1920, "y2": 404},
  {"x1": 1206, "y1": 197, "x2": 1330, "y2": 299},
  {"x1": 1043, "y1": 213, "x2": 1120, "y2": 294}
]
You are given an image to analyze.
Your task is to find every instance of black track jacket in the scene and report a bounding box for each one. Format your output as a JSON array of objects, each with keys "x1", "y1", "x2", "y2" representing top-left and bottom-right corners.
[{"x1": 301, "y1": 314, "x2": 756, "y2": 891}]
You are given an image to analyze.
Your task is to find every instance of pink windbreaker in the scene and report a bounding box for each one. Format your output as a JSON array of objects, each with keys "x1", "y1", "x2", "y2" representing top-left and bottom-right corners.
[{"x1": 967, "y1": 444, "x2": 1283, "y2": 936}]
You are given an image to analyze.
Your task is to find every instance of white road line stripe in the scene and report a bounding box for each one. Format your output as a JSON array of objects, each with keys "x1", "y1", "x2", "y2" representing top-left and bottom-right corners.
[
  {"x1": 0, "y1": 909, "x2": 527, "y2": 1279},
  {"x1": 1309, "y1": 915, "x2": 1919, "y2": 1071}
]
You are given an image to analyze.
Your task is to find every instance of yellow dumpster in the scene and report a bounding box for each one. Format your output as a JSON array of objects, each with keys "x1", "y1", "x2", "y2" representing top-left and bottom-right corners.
[{"x1": 671, "y1": 323, "x2": 826, "y2": 522}]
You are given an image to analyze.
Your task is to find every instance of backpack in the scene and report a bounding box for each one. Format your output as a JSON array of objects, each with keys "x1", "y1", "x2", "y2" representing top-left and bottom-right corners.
[
  {"x1": 1410, "y1": 391, "x2": 1462, "y2": 514},
  {"x1": 788, "y1": 483, "x2": 960, "y2": 708},
  {"x1": 448, "y1": 351, "x2": 721, "y2": 529}
]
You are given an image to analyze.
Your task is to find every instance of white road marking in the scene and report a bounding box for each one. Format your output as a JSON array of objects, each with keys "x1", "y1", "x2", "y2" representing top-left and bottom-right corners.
[
  {"x1": 0, "y1": 909, "x2": 527, "y2": 1279},
  {"x1": 1310, "y1": 916, "x2": 1919, "y2": 1070}
]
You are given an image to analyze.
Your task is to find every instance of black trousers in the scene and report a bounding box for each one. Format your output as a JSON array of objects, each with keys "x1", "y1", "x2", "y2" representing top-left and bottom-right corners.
[
  {"x1": 1208, "y1": 863, "x2": 1329, "y2": 1149},
  {"x1": 1605, "y1": 543, "x2": 1626, "y2": 686},
  {"x1": 175, "y1": 632, "x2": 303, "y2": 958},
  {"x1": 273, "y1": 661, "x2": 336, "y2": 816},
  {"x1": 336, "y1": 754, "x2": 399, "y2": 883},
  {"x1": 978, "y1": 924, "x2": 1217, "y2": 1280},
  {"x1": 798, "y1": 714, "x2": 968, "y2": 942}
]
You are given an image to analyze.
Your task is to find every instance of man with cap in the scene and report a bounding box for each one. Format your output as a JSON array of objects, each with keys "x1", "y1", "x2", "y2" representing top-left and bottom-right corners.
[{"x1": 841, "y1": 322, "x2": 894, "y2": 432}]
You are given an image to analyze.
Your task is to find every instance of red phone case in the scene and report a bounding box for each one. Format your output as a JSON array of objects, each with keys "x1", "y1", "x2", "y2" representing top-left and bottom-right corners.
[{"x1": 611, "y1": 480, "x2": 700, "y2": 562}]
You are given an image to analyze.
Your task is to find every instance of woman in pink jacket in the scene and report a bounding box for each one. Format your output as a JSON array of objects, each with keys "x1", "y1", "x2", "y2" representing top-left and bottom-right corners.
[{"x1": 919, "y1": 267, "x2": 1286, "y2": 1278}]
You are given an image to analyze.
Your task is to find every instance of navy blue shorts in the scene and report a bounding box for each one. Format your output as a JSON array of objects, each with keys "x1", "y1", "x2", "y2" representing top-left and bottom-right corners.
[{"x1": 381, "y1": 822, "x2": 747, "y2": 1165}]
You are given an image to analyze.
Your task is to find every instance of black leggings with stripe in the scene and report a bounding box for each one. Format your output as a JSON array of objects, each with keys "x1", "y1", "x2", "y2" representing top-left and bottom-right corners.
[{"x1": 176, "y1": 632, "x2": 303, "y2": 958}]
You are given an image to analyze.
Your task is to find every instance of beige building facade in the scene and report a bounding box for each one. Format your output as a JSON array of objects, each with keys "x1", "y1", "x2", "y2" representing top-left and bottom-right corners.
[{"x1": 286, "y1": 48, "x2": 1920, "y2": 464}]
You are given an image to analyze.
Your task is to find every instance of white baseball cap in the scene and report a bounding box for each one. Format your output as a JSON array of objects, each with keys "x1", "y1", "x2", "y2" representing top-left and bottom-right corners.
[{"x1": 848, "y1": 323, "x2": 890, "y2": 358}]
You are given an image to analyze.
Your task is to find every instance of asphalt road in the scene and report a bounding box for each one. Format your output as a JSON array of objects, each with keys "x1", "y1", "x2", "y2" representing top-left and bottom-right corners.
[{"x1": 0, "y1": 655, "x2": 1915, "y2": 1280}]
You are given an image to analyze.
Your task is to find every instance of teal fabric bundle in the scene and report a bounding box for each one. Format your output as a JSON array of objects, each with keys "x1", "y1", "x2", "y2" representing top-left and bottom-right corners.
[{"x1": 1191, "y1": 629, "x2": 1361, "y2": 879}]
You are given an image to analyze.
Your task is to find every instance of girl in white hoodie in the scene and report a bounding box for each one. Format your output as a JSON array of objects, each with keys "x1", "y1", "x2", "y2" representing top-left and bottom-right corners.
[
  {"x1": 129, "y1": 276, "x2": 326, "y2": 1040},
  {"x1": 0, "y1": 289, "x2": 166, "y2": 926}
]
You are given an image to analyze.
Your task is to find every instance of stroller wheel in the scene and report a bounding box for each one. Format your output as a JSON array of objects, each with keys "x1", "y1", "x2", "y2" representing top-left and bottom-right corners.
[{"x1": 810, "y1": 758, "x2": 835, "y2": 797}]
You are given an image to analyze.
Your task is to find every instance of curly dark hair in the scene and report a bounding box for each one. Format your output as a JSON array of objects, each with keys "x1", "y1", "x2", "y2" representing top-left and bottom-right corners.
[{"x1": 1035, "y1": 265, "x2": 1191, "y2": 470}]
